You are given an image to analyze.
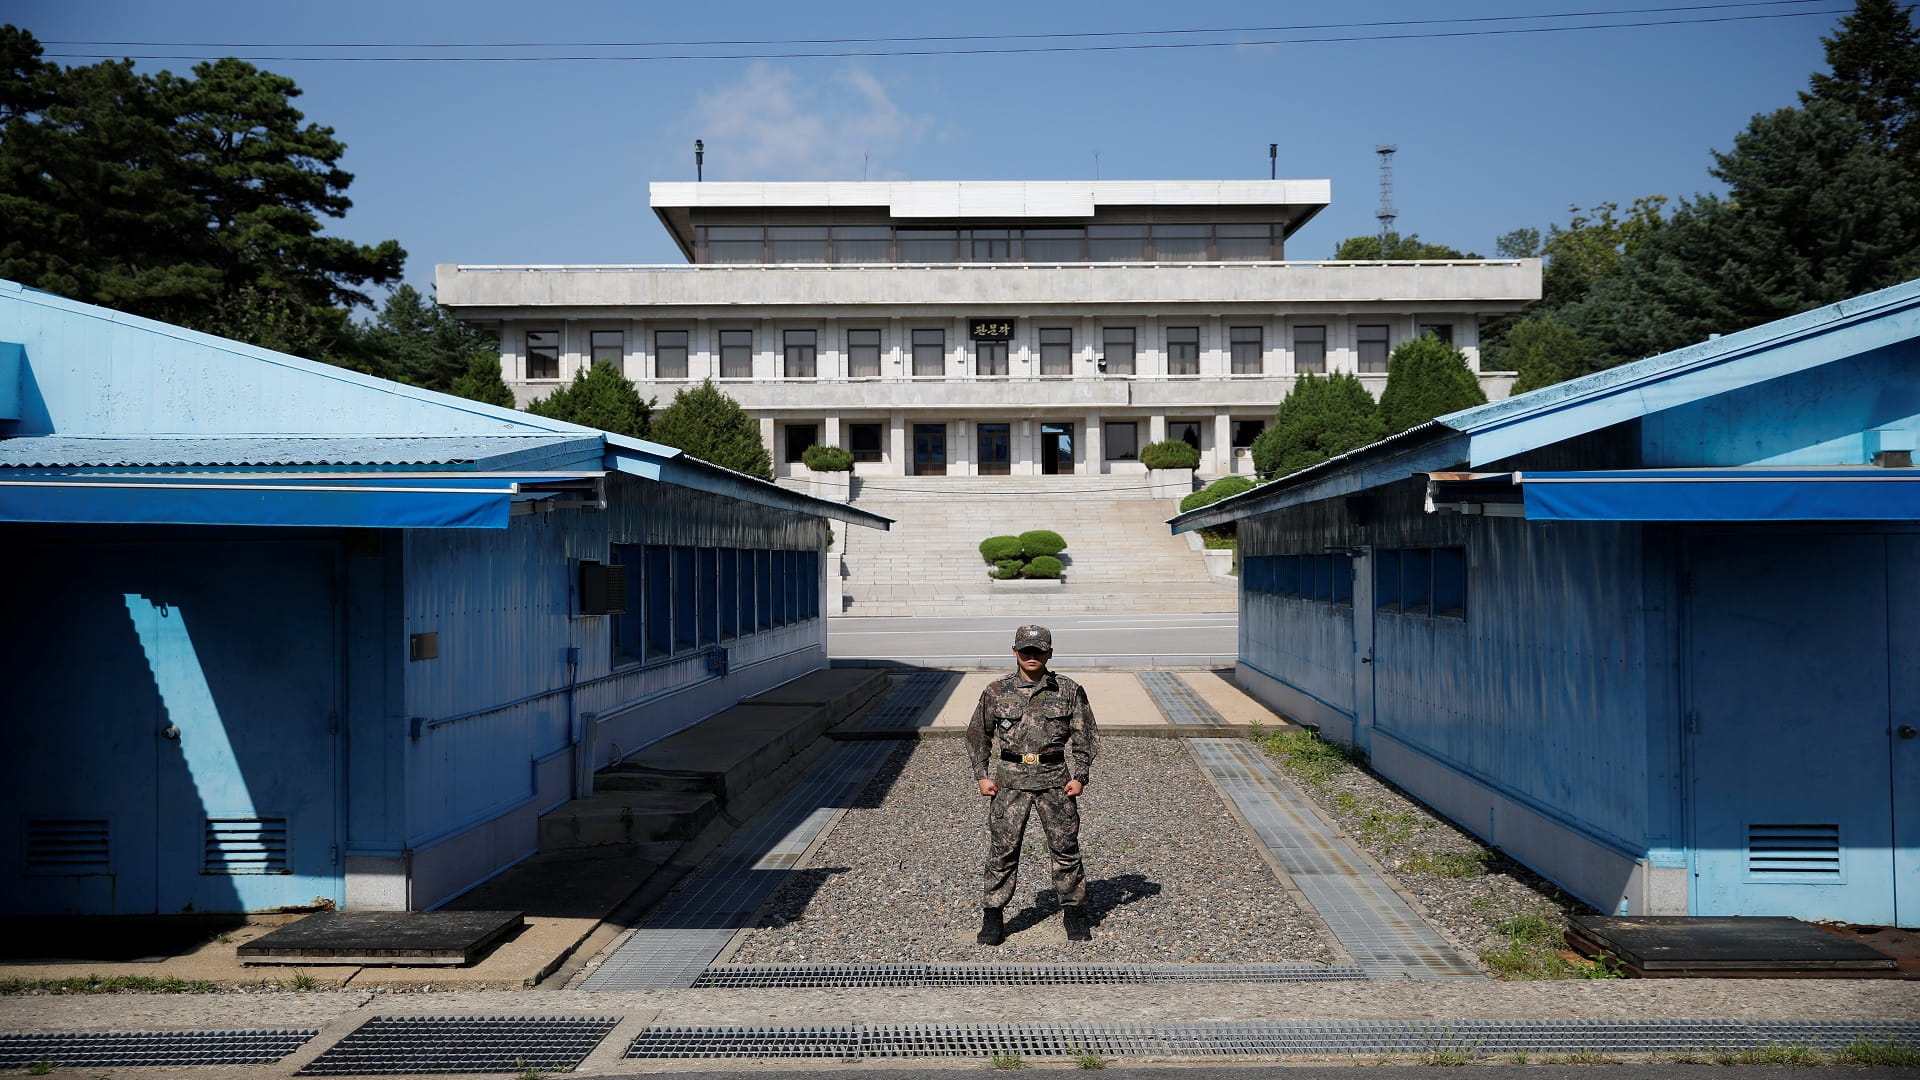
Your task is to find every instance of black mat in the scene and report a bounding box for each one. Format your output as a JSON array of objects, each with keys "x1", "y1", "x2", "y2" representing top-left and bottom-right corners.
[
  {"x1": 1568, "y1": 915, "x2": 1897, "y2": 973},
  {"x1": 237, "y1": 910, "x2": 522, "y2": 966}
]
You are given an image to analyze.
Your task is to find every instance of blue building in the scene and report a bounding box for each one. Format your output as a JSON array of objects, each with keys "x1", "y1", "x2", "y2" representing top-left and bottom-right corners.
[
  {"x1": 1174, "y1": 279, "x2": 1920, "y2": 926},
  {"x1": 0, "y1": 280, "x2": 887, "y2": 916}
]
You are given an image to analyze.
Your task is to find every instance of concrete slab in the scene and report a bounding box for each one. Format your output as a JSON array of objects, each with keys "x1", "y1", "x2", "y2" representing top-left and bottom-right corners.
[
  {"x1": 1180, "y1": 668, "x2": 1304, "y2": 729},
  {"x1": 920, "y1": 669, "x2": 1203, "y2": 730},
  {"x1": 237, "y1": 911, "x2": 524, "y2": 966}
]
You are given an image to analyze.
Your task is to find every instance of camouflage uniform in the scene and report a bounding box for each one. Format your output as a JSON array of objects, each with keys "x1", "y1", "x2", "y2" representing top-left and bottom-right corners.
[{"x1": 966, "y1": 655, "x2": 1099, "y2": 911}]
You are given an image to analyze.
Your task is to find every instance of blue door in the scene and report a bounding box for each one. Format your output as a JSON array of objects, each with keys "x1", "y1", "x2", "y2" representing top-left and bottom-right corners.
[
  {"x1": 1, "y1": 538, "x2": 341, "y2": 914},
  {"x1": 1685, "y1": 532, "x2": 1905, "y2": 924}
]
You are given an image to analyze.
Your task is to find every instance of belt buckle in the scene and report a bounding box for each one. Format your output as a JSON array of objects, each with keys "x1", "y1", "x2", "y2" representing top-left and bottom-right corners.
[{"x1": 1020, "y1": 752, "x2": 1041, "y2": 765}]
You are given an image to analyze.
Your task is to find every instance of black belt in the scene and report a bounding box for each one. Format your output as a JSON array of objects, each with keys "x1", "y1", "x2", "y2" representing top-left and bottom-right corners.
[{"x1": 1001, "y1": 748, "x2": 1065, "y2": 765}]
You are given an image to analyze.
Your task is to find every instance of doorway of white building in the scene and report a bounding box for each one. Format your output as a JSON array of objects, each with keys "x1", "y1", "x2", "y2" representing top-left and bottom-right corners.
[
  {"x1": 912, "y1": 424, "x2": 947, "y2": 476},
  {"x1": 977, "y1": 423, "x2": 1010, "y2": 476},
  {"x1": 1041, "y1": 423, "x2": 1074, "y2": 475}
]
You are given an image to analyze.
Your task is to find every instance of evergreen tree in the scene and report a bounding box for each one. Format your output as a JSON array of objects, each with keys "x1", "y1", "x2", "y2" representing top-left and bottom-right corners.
[
  {"x1": 1333, "y1": 232, "x2": 1478, "y2": 260},
  {"x1": 1506, "y1": 313, "x2": 1592, "y2": 395},
  {"x1": 1250, "y1": 373, "x2": 1387, "y2": 478},
  {"x1": 359, "y1": 284, "x2": 500, "y2": 391},
  {"x1": 1378, "y1": 336, "x2": 1487, "y2": 434},
  {"x1": 0, "y1": 29, "x2": 404, "y2": 358},
  {"x1": 525, "y1": 362, "x2": 655, "y2": 439},
  {"x1": 1803, "y1": 0, "x2": 1920, "y2": 179},
  {"x1": 447, "y1": 354, "x2": 516, "y2": 409},
  {"x1": 647, "y1": 380, "x2": 773, "y2": 479}
]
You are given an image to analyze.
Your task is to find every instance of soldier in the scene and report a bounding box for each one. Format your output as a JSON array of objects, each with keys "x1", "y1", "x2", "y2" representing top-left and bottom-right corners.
[{"x1": 966, "y1": 623, "x2": 1100, "y2": 945}]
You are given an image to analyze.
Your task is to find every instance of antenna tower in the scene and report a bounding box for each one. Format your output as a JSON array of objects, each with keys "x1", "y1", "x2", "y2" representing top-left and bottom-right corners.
[{"x1": 1375, "y1": 144, "x2": 1398, "y2": 245}]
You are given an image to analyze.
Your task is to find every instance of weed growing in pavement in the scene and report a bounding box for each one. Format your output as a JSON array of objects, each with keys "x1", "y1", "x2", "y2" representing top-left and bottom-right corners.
[
  {"x1": 1249, "y1": 724, "x2": 1354, "y2": 784},
  {"x1": 987, "y1": 1049, "x2": 1029, "y2": 1069},
  {"x1": 284, "y1": 971, "x2": 318, "y2": 990},
  {"x1": 1504, "y1": 1050, "x2": 1530, "y2": 1063},
  {"x1": 1070, "y1": 1046, "x2": 1108, "y2": 1069},
  {"x1": 512, "y1": 1057, "x2": 549, "y2": 1079},
  {"x1": 1837, "y1": 1038, "x2": 1920, "y2": 1067},
  {"x1": 1561, "y1": 1047, "x2": 1619, "y2": 1064},
  {"x1": 1570, "y1": 953, "x2": 1627, "y2": 979},
  {"x1": 1479, "y1": 914, "x2": 1577, "y2": 979},
  {"x1": 1417, "y1": 1042, "x2": 1482, "y2": 1066},
  {"x1": 0, "y1": 975, "x2": 219, "y2": 995},
  {"x1": 1710, "y1": 1044, "x2": 1826, "y2": 1066},
  {"x1": 25, "y1": 1060, "x2": 56, "y2": 1076}
]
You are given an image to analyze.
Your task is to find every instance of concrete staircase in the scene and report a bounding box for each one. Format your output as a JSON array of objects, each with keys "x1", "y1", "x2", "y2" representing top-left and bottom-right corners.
[{"x1": 832, "y1": 474, "x2": 1236, "y2": 616}]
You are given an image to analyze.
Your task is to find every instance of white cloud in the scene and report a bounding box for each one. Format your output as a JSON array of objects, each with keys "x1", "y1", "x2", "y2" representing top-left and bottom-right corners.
[{"x1": 690, "y1": 63, "x2": 928, "y2": 180}]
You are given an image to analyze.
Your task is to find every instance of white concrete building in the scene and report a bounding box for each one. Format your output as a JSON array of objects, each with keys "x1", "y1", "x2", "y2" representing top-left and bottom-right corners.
[{"x1": 436, "y1": 181, "x2": 1540, "y2": 481}]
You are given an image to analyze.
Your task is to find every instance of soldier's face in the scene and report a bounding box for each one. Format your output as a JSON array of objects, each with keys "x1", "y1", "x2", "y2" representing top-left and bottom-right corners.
[{"x1": 1014, "y1": 647, "x2": 1051, "y2": 677}]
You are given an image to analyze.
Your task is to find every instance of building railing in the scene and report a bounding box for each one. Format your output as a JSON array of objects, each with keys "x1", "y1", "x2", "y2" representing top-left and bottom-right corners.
[{"x1": 449, "y1": 259, "x2": 1531, "y2": 274}]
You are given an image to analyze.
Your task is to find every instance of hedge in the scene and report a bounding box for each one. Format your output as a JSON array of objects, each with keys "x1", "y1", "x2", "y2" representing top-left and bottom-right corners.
[
  {"x1": 1179, "y1": 475, "x2": 1256, "y2": 514},
  {"x1": 1017, "y1": 529, "x2": 1067, "y2": 557},
  {"x1": 992, "y1": 558, "x2": 1027, "y2": 579},
  {"x1": 1025, "y1": 555, "x2": 1064, "y2": 578},
  {"x1": 979, "y1": 535, "x2": 1024, "y2": 562},
  {"x1": 1140, "y1": 439, "x2": 1200, "y2": 470},
  {"x1": 800, "y1": 444, "x2": 855, "y2": 471}
]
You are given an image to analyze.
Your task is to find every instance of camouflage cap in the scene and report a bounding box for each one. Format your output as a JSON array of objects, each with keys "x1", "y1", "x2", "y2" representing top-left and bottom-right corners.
[{"x1": 1012, "y1": 624, "x2": 1053, "y2": 651}]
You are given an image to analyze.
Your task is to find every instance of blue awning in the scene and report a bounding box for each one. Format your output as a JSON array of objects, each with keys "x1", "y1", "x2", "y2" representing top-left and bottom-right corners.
[
  {"x1": 0, "y1": 471, "x2": 600, "y2": 529},
  {"x1": 1520, "y1": 468, "x2": 1920, "y2": 522}
]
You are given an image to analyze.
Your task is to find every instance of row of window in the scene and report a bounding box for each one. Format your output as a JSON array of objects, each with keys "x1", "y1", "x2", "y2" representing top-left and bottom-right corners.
[
  {"x1": 609, "y1": 546, "x2": 820, "y2": 666},
  {"x1": 1243, "y1": 548, "x2": 1467, "y2": 619},
  {"x1": 522, "y1": 324, "x2": 1456, "y2": 381},
  {"x1": 695, "y1": 223, "x2": 1285, "y2": 265},
  {"x1": 778, "y1": 418, "x2": 1262, "y2": 464}
]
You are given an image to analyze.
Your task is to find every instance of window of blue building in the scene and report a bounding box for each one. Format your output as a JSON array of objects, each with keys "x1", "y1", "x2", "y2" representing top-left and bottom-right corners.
[
  {"x1": 719, "y1": 549, "x2": 740, "y2": 639},
  {"x1": 674, "y1": 546, "x2": 698, "y2": 651},
  {"x1": 755, "y1": 549, "x2": 773, "y2": 630},
  {"x1": 698, "y1": 548, "x2": 720, "y2": 645},
  {"x1": 645, "y1": 545, "x2": 672, "y2": 659}
]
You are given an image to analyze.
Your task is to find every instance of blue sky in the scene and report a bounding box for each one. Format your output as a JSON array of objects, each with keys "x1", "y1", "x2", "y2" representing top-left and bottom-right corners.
[{"x1": 15, "y1": 1, "x2": 1842, "y2": 296}]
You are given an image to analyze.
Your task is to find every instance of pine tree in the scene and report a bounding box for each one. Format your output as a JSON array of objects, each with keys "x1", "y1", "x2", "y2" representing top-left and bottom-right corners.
[
  {"x1": 647, "y1": 380, "x2": 773, "y2": 480},
  {"x1": 1803, "y1": 0, "x2": 1920, "y2": 177},
  {"x1": 1506, "y1": 314, "x2": 1591, "y2": 395},
  {"x1": 1250, "y1": 373, "x2": 1387, "y2": 478},
  {"x1": 447, "y1": 354, "x2": 516, "y2": 409},
  {"x1": 359, "y1": 284, "x2": 500, "y2": 391},
  {"x1": 1378, "y1": 336, "x2": 1487, "y2": 434},
  {"x1": 525, "y1": 362, "x2": 655, "y2": 439}
]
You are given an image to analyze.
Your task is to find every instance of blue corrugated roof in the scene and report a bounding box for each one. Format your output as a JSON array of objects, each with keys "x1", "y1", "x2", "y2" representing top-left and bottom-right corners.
[{"x1": 0, "y1": 434, "x2": 604, "y2": 469}]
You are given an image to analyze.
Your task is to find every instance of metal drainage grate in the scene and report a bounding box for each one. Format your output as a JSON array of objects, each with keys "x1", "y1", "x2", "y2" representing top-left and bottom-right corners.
[
  {"x1": 692, "y1": 962, "x2": 1369, "y2": 988},
  {"x1": 627, "y1": 1019, "x2": 1920, "y2": 1060},
  {"x1": 297, "y1": 1015, "x2": 619, "y2": 1075},
  {"x1": 842, "y1": 671, "x2": 953, "y2": 731},
  {"x1": 0, "y1": 1030, "x2": 317, "y2": 1069},
  {"x1": 579, "y1": 739, "x2": 900, "y2": 990},
  {"x1": 1138, "y1": 671, "x2": 1225, "y2": 725}
]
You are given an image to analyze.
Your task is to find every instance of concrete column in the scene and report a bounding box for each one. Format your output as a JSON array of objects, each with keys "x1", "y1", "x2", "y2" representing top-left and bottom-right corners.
[
  {"x1": 759, "y1": 318, "x2": 776, "y2": 380},
  {"x1": 888, "y1": 318, "x2": 905, "y2": 380},
  {"x1": 1085, "y1": 412, "x2": 1103, "y2": 475},
  {"x1": 1213, "y1": 413, "x2": 1233, "y2": 475},
  {"x1": 889, "y1": 411, "x2": 907, "y2": 476},
  {"x1": 759, "y1": 417, "x2": 776, "y2": 467},
  {"x1": 1149, "y1": 414, "x2": 1167, "y2": 445},
  {"x1": 1016, "y1": 419, "x2": 1037, "y2": 476},
  {"x1": 825, "y1": 415, "x2": 842, "y2": 448}
]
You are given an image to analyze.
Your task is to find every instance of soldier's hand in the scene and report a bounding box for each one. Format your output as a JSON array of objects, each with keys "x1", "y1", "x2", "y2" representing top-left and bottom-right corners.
[
  {"x1": 978, "y1": 778, "x2": 999, "y2": 797},
  {"x1": 1062, "y1": 779, "x2": 1084, "y2": 797}
]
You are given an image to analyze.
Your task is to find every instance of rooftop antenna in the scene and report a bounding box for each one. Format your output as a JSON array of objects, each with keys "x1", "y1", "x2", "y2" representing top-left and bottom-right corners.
[
  {"x1": 863, "y1": 150, "x2": 869, "y2": 181},
  {"x1": 1374, "y1": 143, "x2": 1397, "y2": 245},
  {"x1": 695, "y1": 139, "x2": 704, "y2": 182},
  {"x1": 1269, "y1": 143, "x2": 1277, "y2": 180},
  {"x1": 1093, "y1": 150, "x2": 1101, "y2": 180}
]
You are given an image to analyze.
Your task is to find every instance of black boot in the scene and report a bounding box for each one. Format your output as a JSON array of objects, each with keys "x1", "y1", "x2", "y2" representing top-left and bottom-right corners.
[
  {"x1": 1063, "y1": 906, "x2": 1091, "y2": 941},
  {"x1": 977, "y1": 907, "x2": 1005, "y2": 946}
]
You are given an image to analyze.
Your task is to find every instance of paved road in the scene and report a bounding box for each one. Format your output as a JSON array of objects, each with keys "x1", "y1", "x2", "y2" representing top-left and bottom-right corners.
[{"x1": 827, "y1": 611, "x2": 1238, "y2": 668}]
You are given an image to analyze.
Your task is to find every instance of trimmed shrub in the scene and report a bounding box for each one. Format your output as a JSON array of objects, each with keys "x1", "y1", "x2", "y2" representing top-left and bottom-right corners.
[
  {"x1": 992, "y1": 558, "x2": 1027, "y2": 579},
  {"x1": 1018, "y1": 529, "x2": 1067, "y2": 557},
  {"x1": 1025, "y1": 555, "x2": 1064, "y2": 578},
  {"x1": 980, "y1": 535, "x2": 1024, "y2": 562},
  {"x1": 1179, "y1": 474, "x2": 1256, "y2": 514},
  {"x1": 1140, "y1": 439, "x2": 1200, "y2": 470},
  {"x1": 800, "y1": 444, "x2": 854, "y2": 471}
]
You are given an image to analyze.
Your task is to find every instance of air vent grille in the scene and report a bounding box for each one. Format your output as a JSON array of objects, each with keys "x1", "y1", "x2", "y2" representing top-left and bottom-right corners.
[
  {"x1": 206, "y1": 817, "x2": 289, "y2": 875},
  {"x1": 26, "y1": 818, "x2": 109, "y2": 875},
  {"x1": 1747, "y1": 823, "x2": 1840, "y2": 877}
]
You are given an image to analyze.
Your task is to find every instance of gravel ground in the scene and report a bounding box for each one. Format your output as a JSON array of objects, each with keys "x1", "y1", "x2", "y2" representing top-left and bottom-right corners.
[
  {"x1": 728, "y1": 737, "x2": 1338, "y2": 965},
  {"x1": 1252, "y1": 732, "x2": 1593, "y2": 976}
]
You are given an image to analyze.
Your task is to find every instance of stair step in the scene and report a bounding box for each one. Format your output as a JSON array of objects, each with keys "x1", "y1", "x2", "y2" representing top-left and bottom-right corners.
[{"x1": 538, "y1": 790, "x2": 720, "y2": 850}]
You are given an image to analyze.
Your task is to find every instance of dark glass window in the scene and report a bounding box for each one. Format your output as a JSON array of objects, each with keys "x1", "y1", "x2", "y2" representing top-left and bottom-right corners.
[
  {"x1": 718, "y1": 549, "x2": 739, "y2": 640},
  {"x1": 698, "y1": 547, "x2": 719, "y2": 645},
  {"x1": 612, "y1": 544, "x2": 643, "y2": 665},
  {"x1": 526, "y1": 330, "x2": 559, "y2": 380},
  {"x1": 768, "y1": 226, "x2": 828, "y2": 263},
  {"x1": 1039, "y1": 327, "x2": 1072, "y2": 376},
  {"x1": 832, "y1": 226, "x2": 892, "y2": 263},
  {"x1": 846, "y1": 328, "x2": 881, "y2": 378},
  {"x1": 1167, "y1": 326, "x2": 1200, "y2": 376},
  {"x1": 976, "y1": 340, "x2": 1008, "y2": 377},
  {"x1": 783, "y1": 329, "x2": 817, "y2": 378},
  {"x1": 1104, "y1": 422, "x2": 1138, "y2": 461},
  {"x1": 754, "y1": 549, "x2": 772, "y2": 631},
  {"x1": 771, "y1": 550, "x2": 789, "y2": 626},
  {"x1": 1358, "y1": 324, "x2": 1390, "y2": 373},
  {"x1": 1433, "y1": 547, "x2": 1467, "y2": 618},
  {"x1": 1023, "y1": 228, "x2": 1083, "y2": 262},
  {"x1": 1169, "y1": 420, "x2": 1202, "y2": 450},
  {"x1": 719, "y1": 329, "x2": 752, "y2": 378},
  {"x1": 1401, "y1": 548, "x2": 1432, "y2": 615},
  {"x1": 898, "y1": 229, "x2": 958, "y2": 261},
  {"x1": 1419, "y1": 323, "x2": 1454, "y2": 345},
  {"x1": 1088, "y1": 225, "x2": 1148, "y2": 262},
  {"x1": 1293, "y1": 325, "x2": 1327, "y2": 374},
  {"x1": 1216, "y1": 223, "x2": 1274, "y2": 261},
  {"x1": 1102, "y1": 327, "x2": 1135, "y2": 375},
  {"x1": 645, "y1": 545, "x2": 672, "y2": 658},
  {"x1": 705, "y1": 225, "x2": 763, "y2": 264},
  {"x1": 1153, "y1": 224, "x2": 1210, "y2": 261},
  {"x1": 1230, "y1": 326, "x2": 1263, "y2": 375},
  {"x1": 1376, "y1": 550, "x2": 1402, "y2": 612},
  {"x1": 849, "y1": 423, "x2": 883, "y2": 462},
  {"x1": 911, "y1": 328, "x2": 945, "y2": 376},
  {"x1": 655, "y1": 330, "x2": 688, "y2": 379},
  {"x1": 590, "y1": 330, "x2": 623, "y2": 368},
  {"x1": 967, "y1": 228, "x2": 1014, "y2": 262},
  {"x1": 674, "y1": 546, "x2": 698, "y2": 651},
  {"x1": 1232, "y1": 419, "x2": 1266, "y2": 449},
  {"x1": 785, "y1": 423, "x2": 817, "y2": 463}
]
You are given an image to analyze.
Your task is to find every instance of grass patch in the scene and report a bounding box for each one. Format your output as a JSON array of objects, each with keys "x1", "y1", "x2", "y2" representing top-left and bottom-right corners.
[
  {"x1": 1561, "y1": 1047, "x2": 1619, "y2": 1064},
  {"x1": 1711, "y1": 1044, "x2": 1825, "y2": 1066},
  {"x1": 1837, "y1": 1038, "x2": 1920, "y2": 1067},
  {"x1": 1250, "y1": 725, "x2": 1354, "y2": 784},
  {"x1": 988, "y1": 1049, "x2": 1029, "y2": 1069},
  {"x1": 1401, "y1": 849, "x2": 1490, "y2": 878},
  {"x1": 1479, "y1": 914, "x2": 1577, "y2": 980},
  {"x1": 0, "y1": 974, "x2": 220, "y2": 995},
  {"x1": 1071, "y1": 1046, "x2": 1108, "y2": 1069},
  {"x1": 1418, "y1": 1043, "x2": 1482, "y2": 1066}
]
